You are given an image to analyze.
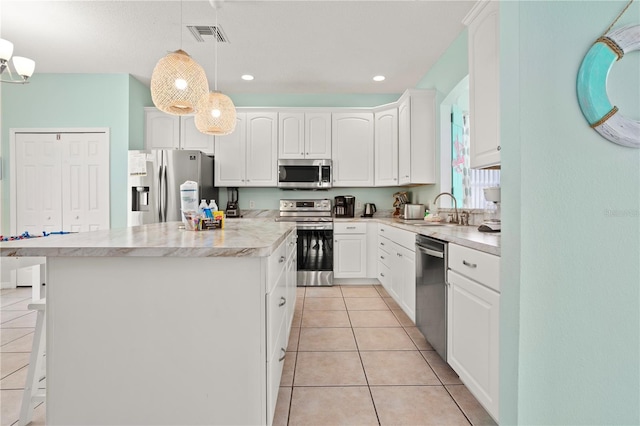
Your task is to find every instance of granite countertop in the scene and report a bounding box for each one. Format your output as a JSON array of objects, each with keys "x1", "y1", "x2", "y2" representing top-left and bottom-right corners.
[
  {"x1": 334, "y1": 217, "x2": 500, "y2": 256},
  {"x1": 0, "y1": 220, "x2": 297, "y2": 258}
]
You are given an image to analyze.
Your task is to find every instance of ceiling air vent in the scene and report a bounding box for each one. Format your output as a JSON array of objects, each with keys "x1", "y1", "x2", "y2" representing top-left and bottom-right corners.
[{"x1": 187, "y1": 25, "x2": 229, "y2": 43}]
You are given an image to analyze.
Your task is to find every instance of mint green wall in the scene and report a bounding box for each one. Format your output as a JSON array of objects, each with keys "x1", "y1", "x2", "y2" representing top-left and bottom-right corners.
[
  {"x1": 128, "y1": 75, "x2": 152, "y2": 150},
  {"x1": 1, "y1": 74, "x2": 147, "y2": 232},
  {"x1": 412, "y1": 29, "x2": 469, "y2": 206},
  {"x1": 501, "y1": 1, "x2": 640, "y2": 424},
  {"x1": 218, "y1": 186, "x2": 413, "y2": 214}
]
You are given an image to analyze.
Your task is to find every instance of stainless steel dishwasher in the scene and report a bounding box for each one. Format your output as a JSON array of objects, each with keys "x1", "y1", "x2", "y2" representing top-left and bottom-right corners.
[{"x1": 415, "y1": 234, "x2": 448, "y2": 361}]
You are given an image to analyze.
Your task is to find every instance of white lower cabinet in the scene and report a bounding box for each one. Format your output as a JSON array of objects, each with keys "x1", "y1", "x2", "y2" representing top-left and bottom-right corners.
[
  {"x1": 447, "y1": 243, "x2": 500, "y2": 422},
  {"x1": 265, "y1": 232, "x2": 296, "y2": 425},
  {"x1": 334, "y1": 223, "x2": 367, "y2": 278},
  {"x1": 377, "y1": 224, "x2": 416, "y2": 322}
]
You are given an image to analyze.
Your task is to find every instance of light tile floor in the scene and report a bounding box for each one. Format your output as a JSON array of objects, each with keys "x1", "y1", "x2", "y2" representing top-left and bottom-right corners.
[
  {"x1": 0, "y1": 284, "x2": 496, "y2": 426},
  {"x1": 273, "y1": 284, "x2": 497, "y2": 426},
  {"x1": 1, "y1": 286, "x2": 45, "y2": 426}
]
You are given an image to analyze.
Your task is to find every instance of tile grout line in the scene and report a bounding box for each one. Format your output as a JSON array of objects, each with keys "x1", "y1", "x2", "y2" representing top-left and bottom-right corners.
[{"x1": 343, "y1": 287, "x2": 383, "y2": 426}]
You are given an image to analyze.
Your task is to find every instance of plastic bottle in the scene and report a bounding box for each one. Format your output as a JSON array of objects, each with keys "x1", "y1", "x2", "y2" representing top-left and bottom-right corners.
[
  {"x1": 179, "y1": 181, "x2": 199, "y2": 225},
  {"x1": 199, "y1": 199, "x2": 208, "y2": 216},
  {"x1": 209, "y1": 199, "x2": 218, "y2": 212}
]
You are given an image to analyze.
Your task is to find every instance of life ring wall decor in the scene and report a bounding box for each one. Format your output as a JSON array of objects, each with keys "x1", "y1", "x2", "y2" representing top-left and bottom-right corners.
[{"x1": 577, "y1": 24, "x2": 640, "y2": 148}]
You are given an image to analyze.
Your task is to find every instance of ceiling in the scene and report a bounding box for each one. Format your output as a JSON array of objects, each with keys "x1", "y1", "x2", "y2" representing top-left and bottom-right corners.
[{"x1": 1, "y1": 0, "x2": 476, "y2": 94}]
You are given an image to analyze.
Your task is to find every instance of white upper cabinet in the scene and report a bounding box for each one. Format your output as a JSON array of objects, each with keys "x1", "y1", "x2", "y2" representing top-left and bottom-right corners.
[
  {"x1": 215, "y1": 112, "x2": 278, "y2": 187},
  {"x1": 464, "y1": 0, "x2": 500, "y2": 169},
  {"x1": 215, "y1": 113, "x2": 247, "y2": 187},
  {"x1": 145, "y1": 108, "x2": 180, "y2": 150},
  {"x1": 144, "y1": 107, "x2": 214, "y2": 155},
  {"x1": 397, "y1": 90, "x2": 436, "y2": 185},
  {"x1": 180, "y1": 115, "x2": 215, "y2": 154},
  {"x1": 246, "y1": 112, "x2": 278, "y2": 186},
  {"x1": 278, "y1": 112, "x2": 331, "y2": 159},
  {"x1": 332, "y1": 112, "x2": 374, "y2": 187},
  {"x1": 374, "y1": 107, "x2": 399, "y2": 186}
]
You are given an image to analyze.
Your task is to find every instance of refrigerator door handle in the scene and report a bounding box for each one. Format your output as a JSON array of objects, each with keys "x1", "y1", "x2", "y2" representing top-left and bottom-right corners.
[
  {"x1": 157, "y1": 161, "x2": 164, "y2": 222},
  {"x1": 162, "y1": 165, "x2": 168, "y2": 222}
]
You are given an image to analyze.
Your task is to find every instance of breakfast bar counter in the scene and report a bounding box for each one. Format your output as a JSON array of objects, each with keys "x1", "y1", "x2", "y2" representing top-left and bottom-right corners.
[{"x1": 0, "y1": 221, "x2": 298, "y2": 426}]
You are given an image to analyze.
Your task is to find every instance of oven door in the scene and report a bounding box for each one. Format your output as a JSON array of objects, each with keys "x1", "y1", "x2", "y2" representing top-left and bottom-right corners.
[{"x1": 296, "y1": 222, "x2": 334, "y2": 286}]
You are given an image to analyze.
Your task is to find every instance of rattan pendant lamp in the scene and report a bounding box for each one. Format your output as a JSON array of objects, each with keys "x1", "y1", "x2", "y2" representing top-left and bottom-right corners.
[
  {"x1": 150, "y1": 0, "x2": 209, "y2": 115},
  {"x1": 195, "y1": 0, "x2": 237, "y2": 135}
]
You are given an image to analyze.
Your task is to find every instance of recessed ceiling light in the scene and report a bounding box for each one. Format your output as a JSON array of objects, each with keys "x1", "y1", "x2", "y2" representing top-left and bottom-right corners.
[
  {"x1": 373, "y1": 75, "x2": 385, "y2": 82},
  {"x1": 241, "y1": 74, "x2": 254, "y2": 81}
]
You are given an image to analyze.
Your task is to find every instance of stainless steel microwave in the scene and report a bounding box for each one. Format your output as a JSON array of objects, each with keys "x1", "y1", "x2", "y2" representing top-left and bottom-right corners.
[{"x1": 278, "y1": 159, "x2": 332, "y2": 189}]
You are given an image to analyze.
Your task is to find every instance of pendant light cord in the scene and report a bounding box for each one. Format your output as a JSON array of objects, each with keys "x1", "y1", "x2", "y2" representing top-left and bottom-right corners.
[
  {"x1": 180, "y1": 0, "x2": 183, "y2": 49},
  {"x1": 214, "y1": 7, "x2": 218, "y2": 91},
  {"x1": 602, "y1": 0, "x2": 635, "y2": 36}
]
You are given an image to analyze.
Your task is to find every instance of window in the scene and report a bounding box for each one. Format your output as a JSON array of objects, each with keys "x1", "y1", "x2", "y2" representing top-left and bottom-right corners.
[{"x1": 450, "y1": 92, "x2": 500, "y2": 209}]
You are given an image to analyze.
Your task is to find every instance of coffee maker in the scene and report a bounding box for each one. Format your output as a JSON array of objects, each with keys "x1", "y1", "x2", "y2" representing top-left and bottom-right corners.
[
  {"x1": 478, "y1": 187, "x2": 501, "y2": 232},
  {"x1": 334, "y1": 195, "x2": 355, "y2": 218},
  {"x1": 226, "y1": 187, "x2": 241, "y2": 218}
]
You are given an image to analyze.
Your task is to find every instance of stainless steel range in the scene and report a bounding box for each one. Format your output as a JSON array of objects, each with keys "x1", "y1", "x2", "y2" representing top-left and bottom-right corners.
[{"x1": 277, "y1": 199, "x2": 333, "y2": 287}]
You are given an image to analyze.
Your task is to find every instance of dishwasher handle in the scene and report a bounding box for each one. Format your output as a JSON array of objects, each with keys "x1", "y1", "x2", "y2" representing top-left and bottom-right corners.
[{"x1": 416, "y1": 244, "x2": 444, "y2": 259}]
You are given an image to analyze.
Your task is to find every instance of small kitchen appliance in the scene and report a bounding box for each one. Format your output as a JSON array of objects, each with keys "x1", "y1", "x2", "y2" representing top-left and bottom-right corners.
[
  {"x1": 277, "y1": 159, "x2": 332, "y2": 189},
  {"x1": 276, "y1": 199, "x2": 333, "y2": 286},
  {"x1": 226, "y1": 187, "x2": 241, "y2": 218},
  {"x1": 402, "y1": 204, "x2": 426, "y2": 220},
  {"x1": 363, "y1": 203, "x2": 377, "y2": 217},
  {"x1": 478, "y1": 187, "x2": 501, "y2": 232},
  {"x1": 334, "y1": 195, "x2": 355, "y2": 218}
]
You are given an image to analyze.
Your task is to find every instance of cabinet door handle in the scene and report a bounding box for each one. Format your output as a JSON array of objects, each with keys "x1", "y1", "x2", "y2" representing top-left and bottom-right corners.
[
  {"x1": 301, "y1": 152, "x2": 304, "y2": 155},
  {"x1": 346, "y1": 226, "x2": 356, "y2": 229},
  {"x1": 380, "y1": 256, "x2": 385, "y2": 260},
  {"x1": 279, "y1": 256, "x2": 285, "y2": 263},
  {"x1": 462, "y1": 260, "x2": 477, "y2": 268},
  {"x1": 289, "y1": 241, "x2": 295, "y2": 246},
  {"x1": 279, "y1": 297, "x2": 286, "y2": 307},
  {"x1": 279, "y1": 348, "x2": 286, "y2": 362},
  {"x1": 397, "y1": 253, "x2": 402, "y2": 257},
  {"x1": 380, "y1": 242, "x2": 385, "y2": 246},
  {"x1": 497, "y1": 146, "x2": 502, "y2": 151},
  {"x1": 380, "y1": 272, "x2": 385, "y2": 277}
]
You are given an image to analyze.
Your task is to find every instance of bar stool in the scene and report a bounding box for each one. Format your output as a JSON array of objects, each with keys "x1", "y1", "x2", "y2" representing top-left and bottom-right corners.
[{"x1": 19, "y1": 298, "x2": 46, "y2": 426}]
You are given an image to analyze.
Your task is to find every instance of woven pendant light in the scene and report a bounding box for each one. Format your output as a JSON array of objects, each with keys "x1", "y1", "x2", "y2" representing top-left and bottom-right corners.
[
  {"x1": 151, "y1": 49, "x2": 209, "y2": 115},
  {"x1": 195, "y1": 91, "x2": 237, "y2": 135},
  {"x1": 195, "y1": 0, "x2": 236, "y2": 135}
]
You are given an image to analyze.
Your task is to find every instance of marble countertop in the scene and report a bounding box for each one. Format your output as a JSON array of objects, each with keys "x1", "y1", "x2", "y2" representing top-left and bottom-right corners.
[
  {"x1": 334, "y1": 217, "x2": 500, "y2": 256},
  {"x1": 0, "y1": 220, "x2": 296, "y2": 258}
]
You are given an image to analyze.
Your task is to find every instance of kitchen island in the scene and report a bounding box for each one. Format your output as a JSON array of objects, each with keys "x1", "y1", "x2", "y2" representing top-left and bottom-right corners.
[{"x1": 0, "y1": 221, "x2": 298, "y2": 426}]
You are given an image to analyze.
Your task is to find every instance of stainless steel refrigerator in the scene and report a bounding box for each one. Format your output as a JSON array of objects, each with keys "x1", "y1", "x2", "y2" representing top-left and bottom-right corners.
[{"x1": 127, "y1": 150, "x2": 217, "y2": 226}]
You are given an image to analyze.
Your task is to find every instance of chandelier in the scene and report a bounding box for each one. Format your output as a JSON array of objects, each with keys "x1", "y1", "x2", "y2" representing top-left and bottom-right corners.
[{"x1": 0, "y1": 39, "x2": 36, "y2": 84}]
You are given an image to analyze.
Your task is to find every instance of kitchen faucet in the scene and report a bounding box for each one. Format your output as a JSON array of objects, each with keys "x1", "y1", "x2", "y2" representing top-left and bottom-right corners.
[{"x1": 432, "y1": 192, "x2": 459, "y2": 224}]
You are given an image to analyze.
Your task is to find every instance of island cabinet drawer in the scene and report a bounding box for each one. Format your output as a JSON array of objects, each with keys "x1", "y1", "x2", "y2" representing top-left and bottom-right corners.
[
  {"x1": 334, "y1": 222, "x2": 366, "y2": 234},
  {"x1": 379, "y1": 224, "x2": 416, "y2": 251},
  {"x1": 266, "y1": 316, "x2": 287, "y2": 426},
  {"x1": 285, "y1": 230, "x2": 297, "y2": 260},
  {"x1": 448, "y1": 243, "x2": 500, "y2": 292},
  {"x1": 268, "y1": 241, "x2": 287, "y2": 293},
  {"x1": 266, "y1": 270, "x2": 288, "y2": 359}
]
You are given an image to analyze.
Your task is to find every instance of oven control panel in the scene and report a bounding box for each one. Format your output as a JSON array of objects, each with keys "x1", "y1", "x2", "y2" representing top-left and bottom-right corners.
[{"x1": 279, "y1": 199, "x2": 331, "y2": 212}]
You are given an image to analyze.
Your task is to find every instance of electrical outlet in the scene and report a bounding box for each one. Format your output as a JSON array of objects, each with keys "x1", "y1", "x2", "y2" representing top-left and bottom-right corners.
[
  {"x1": 356, "y1": 201, "x2": 362, "y2": 209},
  {"x1": 249, "y1": 200, "x2": 255, "y2": 209}
]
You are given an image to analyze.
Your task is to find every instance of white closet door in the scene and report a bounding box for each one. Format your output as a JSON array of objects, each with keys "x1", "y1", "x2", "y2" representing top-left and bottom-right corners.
[
  {"x1": 61, "y1": 133, "x2": 110, "y2": 232},
  {"x1": 15, "y1": 133, "x2": 62, "y2": 235},
  {"x1": 14, "y1": 131, "x2": 110, "y2": 235}
]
